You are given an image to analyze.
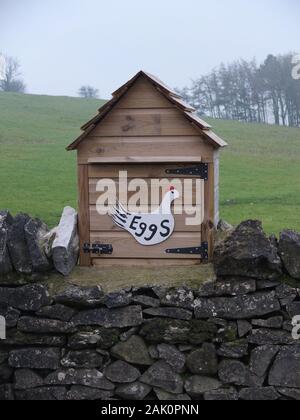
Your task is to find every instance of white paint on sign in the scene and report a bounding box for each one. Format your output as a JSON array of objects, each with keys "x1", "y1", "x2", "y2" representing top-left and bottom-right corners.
[{"x1": 111, "y1": 187, "x2": 180, "y2": 246}]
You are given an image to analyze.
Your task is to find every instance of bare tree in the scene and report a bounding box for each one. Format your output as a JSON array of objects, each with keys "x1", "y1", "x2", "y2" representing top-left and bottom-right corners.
[
  {"x1": 78, "y1": 86, "x2": 99, "y2": 99},
  {"x1": 0, "y1": 55, "x2": 26, "y2": 93}
]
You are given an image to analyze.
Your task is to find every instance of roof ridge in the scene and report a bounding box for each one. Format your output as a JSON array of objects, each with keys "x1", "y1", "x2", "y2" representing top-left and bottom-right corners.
[{"x1": 67, "y1": 71, "x2": 227, "y2": 151}]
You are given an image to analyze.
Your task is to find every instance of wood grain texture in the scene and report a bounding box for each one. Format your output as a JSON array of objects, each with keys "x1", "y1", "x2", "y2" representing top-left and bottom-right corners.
[
  {"x1": 77, "y1": 136, "x2": 214, "y2": 164},
  {"x1": 78, "y1": 164, "x2": 91, "y2": 266},
  {"x1": 88, "y1": 163, "x2": 202, "y2": 178},
  {"x1": 89, "y1": 205, "x2": 203, "y2": 232},
  {"x1": 90, "y1": 231, "x2": 201, "y2": 259},
  {"x1": 201, "y1": 161, "x2": 215, "y2": 261},
  {"x1": 115, "y1": 78, "x2": 173, "y2": 109},
  {"x1": 89, "y1": 178, "x2": 202, "y2": 205},
  {"x1": 92, "y1": 258, "x2": 201, "y2": 267},
  {"x1": 89, "y1": 108, "x2": 199, "y2": 137}
]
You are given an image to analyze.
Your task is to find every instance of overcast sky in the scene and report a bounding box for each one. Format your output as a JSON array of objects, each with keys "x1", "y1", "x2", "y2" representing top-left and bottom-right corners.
[{"x1": 1, "y1": 0, "x2": 299, "y2": 98}]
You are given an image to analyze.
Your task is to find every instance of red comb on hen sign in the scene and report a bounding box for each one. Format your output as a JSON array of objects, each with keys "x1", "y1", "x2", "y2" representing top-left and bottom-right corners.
[{"x1": 170, "y1": 186, "x2": 175, "y2": 191}]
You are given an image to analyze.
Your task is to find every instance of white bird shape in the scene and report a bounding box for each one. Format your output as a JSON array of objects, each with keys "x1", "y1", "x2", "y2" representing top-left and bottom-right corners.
[{"x1": 111, "y1": 186, "x2": 180, "y2": 246}]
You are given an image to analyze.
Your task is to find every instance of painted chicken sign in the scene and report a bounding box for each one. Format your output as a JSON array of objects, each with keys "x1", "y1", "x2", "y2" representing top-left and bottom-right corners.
[{"x1": 111, "y1": 186, "x2": 180, "y2": 246}]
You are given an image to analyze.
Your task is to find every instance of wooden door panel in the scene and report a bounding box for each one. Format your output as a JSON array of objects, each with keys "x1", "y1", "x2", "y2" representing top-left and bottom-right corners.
[{"x1": 90, "y1": 231, "x2": 201, "y2": 259}]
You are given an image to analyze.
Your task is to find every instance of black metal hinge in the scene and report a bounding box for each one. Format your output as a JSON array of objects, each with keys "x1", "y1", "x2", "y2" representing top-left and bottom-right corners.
[
  {"x1": 166, "y1": 242, "x2": 208, "y2": 260},
  {"x1": 83, "y1": 243, "x2": 113, "y2": 255},
  {"x1": 166, "y1": 164, "x2": 208, "y2": 181}
]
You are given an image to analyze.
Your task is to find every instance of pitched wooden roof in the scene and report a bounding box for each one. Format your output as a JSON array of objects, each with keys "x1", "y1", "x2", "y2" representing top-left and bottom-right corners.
[{"x1": 67, "y1": 71, "x2": 227, "y2": 150}]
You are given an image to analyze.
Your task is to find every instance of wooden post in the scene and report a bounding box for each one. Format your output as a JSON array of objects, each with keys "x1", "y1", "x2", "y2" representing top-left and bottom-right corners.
[
  {"x1": 202, "y1": 161, "x2": 215, "y2": 261},
  {"x1": 78, "y1": 164, "x2": 91, "y2": 266}
]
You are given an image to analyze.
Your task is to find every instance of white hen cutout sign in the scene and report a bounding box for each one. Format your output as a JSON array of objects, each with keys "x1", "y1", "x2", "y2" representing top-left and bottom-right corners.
[{"x1": 111, "y1": 187, "x2": 180, "y2": 246}]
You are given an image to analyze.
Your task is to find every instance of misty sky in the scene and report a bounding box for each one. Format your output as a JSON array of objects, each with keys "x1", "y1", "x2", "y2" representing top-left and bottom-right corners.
[{"x1": 1, "y1": 0, "x2": 299, "y2": 98}]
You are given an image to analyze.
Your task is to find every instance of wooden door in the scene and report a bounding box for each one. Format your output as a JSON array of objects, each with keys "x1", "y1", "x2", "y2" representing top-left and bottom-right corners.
[{"x1": 88, "y1": 162, "x2": 206, "y2": 266}]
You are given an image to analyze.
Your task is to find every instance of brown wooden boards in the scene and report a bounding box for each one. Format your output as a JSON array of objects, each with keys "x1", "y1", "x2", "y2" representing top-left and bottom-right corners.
[
  {"x1": 88, "y1": 162, "x2": 203, "y2": 262},
  {"x1": 89, "y1": 108, "x2": 200, "y2": 137},
  {"x1": 77, "y1": 136, "x2": 214, "y2": 165},
  {"x1": 78, "y1": 165, "x2": 91, "y2": 266},
  {"x1": 90, "y1": 232, "x2": 201, "y2": 259}
]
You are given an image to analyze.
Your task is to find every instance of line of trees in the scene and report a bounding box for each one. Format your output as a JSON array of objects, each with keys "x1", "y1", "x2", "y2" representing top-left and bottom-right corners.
[{"x1": 177, "y1": 53, "x2": 300, "y2": 127}]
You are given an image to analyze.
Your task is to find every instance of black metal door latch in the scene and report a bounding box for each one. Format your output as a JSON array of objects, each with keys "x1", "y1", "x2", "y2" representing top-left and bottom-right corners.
[{"x1": 83, "y1": 243, "x2": 113, "y2": 255}]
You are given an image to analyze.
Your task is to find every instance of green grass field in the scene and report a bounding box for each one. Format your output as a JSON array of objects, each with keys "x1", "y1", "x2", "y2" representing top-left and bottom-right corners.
[{"x1": 0, "y1": 92, "x2": 300, "y2": 235}]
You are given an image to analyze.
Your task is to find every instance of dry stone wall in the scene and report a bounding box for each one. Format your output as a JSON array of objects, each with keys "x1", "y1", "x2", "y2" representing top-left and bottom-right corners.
[{"x1": 0, "y1": 219, "x2": 299, "y2": 401}]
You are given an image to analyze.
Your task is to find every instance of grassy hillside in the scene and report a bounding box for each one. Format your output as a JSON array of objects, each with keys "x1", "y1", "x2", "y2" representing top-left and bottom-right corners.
[{"x1": 0, "y1": 92, "x2": 299, "y2": 234}]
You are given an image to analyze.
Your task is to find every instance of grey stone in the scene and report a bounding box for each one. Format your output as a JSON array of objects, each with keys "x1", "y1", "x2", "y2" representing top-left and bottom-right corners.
[
  {"x1": 216, "y1": 322, "x2": 238, "y2": 343},
  {"x1": 214, "y1": 278, "x2": 257, "y2": 296},
  {"x1": 0, "y1": 384, "x2": 14, "y2": 401},
  {"x1": 9, "y1": 348, "x2": 61, "y2": 370},
  {"x1": 61, "y1": 351, "x2": 104, "y2": 369},
  {"x1": 55, "y1": 285, "x2": 103, "y2": 308},
  {"x1": 277, "y1": 388, "x2": 300, "y2": 400},
  {"x1": 0, "y1": 303, "x2": 20, "y2": 328},
  {"x1": 186, "y1": 344, "x2": 218, "y2": 375},
  {"x1": 120, "y1": 327, "x2": 139, "y2": 342},
  {"x1": 248, "y1": 329, "x2": 295, "y2": 345},
  {"x1": 37, "y1": 304, "x2": 76, "y2": 322},
  {"x1": 257, "y1": 279, "x2": 282, "y2": 290},
  {"x1": 237, "y1": 320, "x2": 252, "y2": 338},
  {"x1": 52, "y1": 206, "x2": 79, "y2": 276},
  {"x1": 111, "y1": 335, "x2": 153, "y2": 366},
  {"x1": 44, "y1": 369, "x2": 115, "y2": 390},
  {"x1": 68, "y1": 328, "x2": 119, "y2": 350},
  {"x1": 287, "y1": 302, "x2": 300, "y2": 318},
  {"x1": 278, "y1": 230, "x2": 300, "y2": 279},
  {"x1": 283, "y1": 320, "x2": 293, "y2": 332},
  {"x1": 7, "y1": 213, "x2": 32, "y2": 274},
  {"x1": 15, "y1": 387, "x2": 67, "y2": 401},
  {"x1": 269, "y1": 345, "x2": 300, "y2": 388},
  {"x1": 156, "y1": 344, "x2": 186, "y2": 373},
  {"x1": 105, "y1": 361, "x2": 141, "y2": 384},
  {"x1": 14, "y1": 369, "x2": 44, "y2": 390},
  {"x1": 218, "y1": 360, "x2": 263, "y2": 387},
  {"x1": 217, "y1": 340, "x2": 248, "y2": 359},
  {"x1": 275, "y1": 284, "x2": 297, "y2": 306},
  {"x1": 0, "y1": 211, "x2": 13, "y2": 276},
  {"x1": 140, "y1": 318, "x2": 217, "y2": 345},
  {"x1": 154, "y1": 389, "x2": 191, "y2": 401},
  {"x1": 116, "y1": 382, "x2": 152, "y2": 400},
  {"x1": 218, "y1": 219, "x2": 234, "y2": 232},
  {"x1": 24, "y1": 218, "x2": 52, "y2": 272},
  {"x1": 204, "y1": 388, "x2": 239, "y2": 401},
  {"x1": 0, "y1": 351, "x2": 8, "y2": 365},
  {"x1": 144, "y1": 307, "x2": 193, "y2": 321},
  {"x1": 160, "y1": 288, "x2": 194, "y2": 310},
  {"x1": 214, "y1": 220, "x2": 282, "y2": 280},
  {"x1": 102, "y1": 291, "x2": 133, "y2": 308},
  {"x1": 141, "y1": 361, "x2": 183, "y2": 394},
  {"x1": 17, "y1": 317, "x2": 75, "y2": 334},
  {"x1": 185, "y1": 376, "x2": 222, "y2": 398},
  {"x1": 252, "y1": 317, "x2": 283, "y2": 329},
  {"x1": 3, "y1": 330, "x2": 66, "y2": 347},
  {"x1": 249, "y1": 345, "x2": 280, "y2": 378},
  {"x1": 0, "y1": 283, "x2": 51, "y2": 312},
  {"x1": 239, "y1": 387, "x2": 279, "y2": 401},
  {"x1": 132, "y1": 295, "x2": 160, "y2": 308},
  {"x1": 0, "y1": 363, "x2": 13, "y2": 383},
  {"x1": 66, "y1": 386, "x2": 113, "y2": 401},
  {"x1": 72, "y1": 306, "x2": 143, "y2": 328},
  {"x1": 194, "y1": 291, "x2": 280, "y2": 320}
]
